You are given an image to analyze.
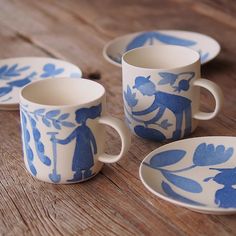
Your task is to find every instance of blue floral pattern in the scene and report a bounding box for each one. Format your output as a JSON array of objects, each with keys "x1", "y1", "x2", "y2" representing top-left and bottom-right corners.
[
  {"x1": 0, "y1": 64, "x2": 30, "y2": 80},
  {"x1": 125, "y1": 32, "x2": 197, "y2": 52},
  {"x1": 0, "y1": 60, "x2": 81, "y2": 104},
  {"x1": 144, "y1": 142, "x2": 235, "y2": 208}
]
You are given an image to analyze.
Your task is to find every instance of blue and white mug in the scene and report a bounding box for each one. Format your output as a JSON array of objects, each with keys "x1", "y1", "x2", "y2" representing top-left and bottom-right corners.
[
  {"x1": 20, "y1": 78, "x2": 131, "y2": 184},
  {"x1": 122, "y1": 45, "x2": 223, "y2": 141}
]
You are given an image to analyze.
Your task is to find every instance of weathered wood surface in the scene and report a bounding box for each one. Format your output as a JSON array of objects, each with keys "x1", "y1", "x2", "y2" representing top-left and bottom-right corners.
[{"x1": 0, "y1": 0, "x2": 236, "y2": 235}]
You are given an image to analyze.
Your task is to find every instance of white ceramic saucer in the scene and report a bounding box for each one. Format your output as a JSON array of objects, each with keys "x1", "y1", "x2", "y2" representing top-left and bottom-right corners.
[
  {"x1": 103, "y1": 30, "x2": 220, "y2": 66},
  {"x1": 140, "y1": 136, "x2": 236, "y2": 215},
  {"x1": 0, "y1": 57, "x2": 82, "y2": 110}
]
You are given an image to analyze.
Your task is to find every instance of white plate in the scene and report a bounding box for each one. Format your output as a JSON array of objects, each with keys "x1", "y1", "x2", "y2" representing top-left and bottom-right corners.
[
  {"x1": 140, "y1": 136, "x2": 236, "y2": 214},
  {"x1": 0, "y1": 57, "x2": 82, "y2": 110},
  {"x1": 103, "y1": 30, "x2": 220, "y2": 66}
]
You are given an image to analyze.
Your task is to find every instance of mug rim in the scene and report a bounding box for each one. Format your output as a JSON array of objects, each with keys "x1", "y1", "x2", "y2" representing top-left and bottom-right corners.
[
  {"x1": 20, "y1": 77, "x2": 105, "y2": 108},
  {"x1": 122, "y1": 45, "x2": 200, "y2": 70}
]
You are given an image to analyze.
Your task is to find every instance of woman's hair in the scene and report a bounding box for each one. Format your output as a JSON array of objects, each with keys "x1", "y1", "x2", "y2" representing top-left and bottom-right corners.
[{"x1": 75, "y1": 103, "x2": 102, "y2": 122}]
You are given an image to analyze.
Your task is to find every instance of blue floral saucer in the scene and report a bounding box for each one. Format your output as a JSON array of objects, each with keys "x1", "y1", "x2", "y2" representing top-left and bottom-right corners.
[
  {"x1": 103, "y1": 30, "x2": 220, "y2": 67},
  {"x1": 0, "y1": 57, "x2": 82, "y2": 109},
  {"x1": 139, "y1": 136, "x2": 236, "y2": 214}
]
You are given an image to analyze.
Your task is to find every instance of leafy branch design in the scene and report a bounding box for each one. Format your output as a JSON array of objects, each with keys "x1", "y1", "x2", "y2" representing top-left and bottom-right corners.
[
  {"x1": 158, "y1": 72, "x2": 195, "y2": 93},
  {"x1": 20, "y1": 110, "x2": 37, "y2": 176},
  {"x1": 0, "y1": 64, "x2": 30, "y2": 80},
  {"x1": 0, "y1": 62, "x2": 65, "y2": 100},
  {"x1": 40, "y1": 63, "x2": 64, "y2": 78},
  {"x1": 20, "y1": 107, "x2": 76, "y2": 167},
  {"x1": 144, "y1": 143, "x2": 234, "y2": 195},
  {"x1": 23, "y1": 108, "x2": 76, "y2": 130},
  {"x1": 0, "y1": 72, "x2": 37, "y2": 97},
  {"x1": 125, "y1": 31, "x2": 197, "y2": 52}
]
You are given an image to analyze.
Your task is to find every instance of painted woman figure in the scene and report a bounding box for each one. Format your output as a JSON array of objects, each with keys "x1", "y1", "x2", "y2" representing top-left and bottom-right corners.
[{"x1": 54, "y1": 104, "x2": 102, "y2": 181}]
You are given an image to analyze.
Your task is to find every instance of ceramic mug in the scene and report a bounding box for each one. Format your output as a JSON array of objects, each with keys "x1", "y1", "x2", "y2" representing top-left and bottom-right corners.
[
  {"x1": 122, "y1": 45, "x2": 223, "y2": 141},
  {"x1": 20, "y1": 78, "x2": 131, "y2": 184}
]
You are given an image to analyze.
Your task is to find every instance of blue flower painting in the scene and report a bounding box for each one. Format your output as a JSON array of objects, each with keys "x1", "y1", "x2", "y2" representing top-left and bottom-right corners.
[
  {"x1": 144, "y1": 142, "x2": 235, "y2": 208},
  {"x1": 126, "y1": 31, "x2": 197, "y2": 52}
]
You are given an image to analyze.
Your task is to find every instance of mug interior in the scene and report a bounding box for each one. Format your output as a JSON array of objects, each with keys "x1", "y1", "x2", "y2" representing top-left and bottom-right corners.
[
  {"x1": 122, "y1": 45, "x2": 199, "y2": 69},
  {"x1": 21, "y1": 78, "x2": 105, "y2": 106}
]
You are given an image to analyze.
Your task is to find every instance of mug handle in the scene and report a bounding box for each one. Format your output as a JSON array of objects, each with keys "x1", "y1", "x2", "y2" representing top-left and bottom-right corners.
[
  {"x1": 193, "y1": 78, "x2": 224, "y2": 120},
  {"x1": 97, "y1": 116, "x2": 131, "y2": 163}
]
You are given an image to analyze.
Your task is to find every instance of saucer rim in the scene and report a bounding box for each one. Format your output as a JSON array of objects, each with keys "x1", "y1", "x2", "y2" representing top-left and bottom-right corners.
[
  {"x1": 139, "y1": 136, "x2": 236, "y2": 214},
  {"x1": 0, "y1": 57, "x2": 82, "y2": 109},
  {"x1": 103, "y1": 30, "x2": 221, "y2": 67}
]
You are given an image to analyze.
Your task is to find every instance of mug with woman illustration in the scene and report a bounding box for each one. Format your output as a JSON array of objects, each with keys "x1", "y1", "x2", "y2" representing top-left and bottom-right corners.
[{"x1": 20, "y1": 78, "x2": 131, "y2": 184}]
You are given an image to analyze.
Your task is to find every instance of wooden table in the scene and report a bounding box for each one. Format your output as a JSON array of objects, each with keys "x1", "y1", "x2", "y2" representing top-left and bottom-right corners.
[{"x1": 0, "y1": 0, "x2": 236, "y2": 235}]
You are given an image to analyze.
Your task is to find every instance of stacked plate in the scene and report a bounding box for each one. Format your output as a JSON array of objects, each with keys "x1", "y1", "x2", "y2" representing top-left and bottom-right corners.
[
  {"x1": 139, "y1": 136, "x2": 236, "y2": 214},
  {"x1": 0, "y1": 57, "x2": 82, "y2": 110},
  {"x1": 103, "y1": 30, "x2": 220, "y2": 66}
]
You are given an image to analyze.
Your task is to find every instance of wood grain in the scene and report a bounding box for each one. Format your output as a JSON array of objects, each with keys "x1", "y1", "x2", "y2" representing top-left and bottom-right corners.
[{"x1": 0, "y1": 0, "x2": 236, "y2": 235}]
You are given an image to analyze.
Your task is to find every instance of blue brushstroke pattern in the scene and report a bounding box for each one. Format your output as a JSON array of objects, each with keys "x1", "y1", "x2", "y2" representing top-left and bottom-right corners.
[
  {"x1": 126, "y1": 32, "x2": 155, "y2": 51},
  {"x1": 0, "y1": 64, "x2": 30, "y2": 80},
  {"x1": 162, "y1": 170, "x2": 202, "y2": 193},
  {"x1": 134, "y1": 125, "x2": 166, "y2": 141},
  {"x1": 193, "y1": 143, "x2": 234, "y2": 166},
  {"x1": 40, "y1": 63, "x2": 64, "y2": 78},
  {"x1": 125, "y1": 31, "x2": 197, "y2": 52},
  {"x1": 20, "y1": 111, "x2": 37, "y2": 176},
  {"x1": 162, "y1": 181, "x2": 204, "y2": 206},
  {"x1": 155, "y1": 32, "x2": 197, "y2": 46},
  {"x1": 28, "y1": 116, "x2": 51, "y2": 166},
  {"x1": 124, "y1": 85, "x2": 138, "y2": 108},
  {"x1": 148, "y1": 150, "x2": 186, "y2": 168}
]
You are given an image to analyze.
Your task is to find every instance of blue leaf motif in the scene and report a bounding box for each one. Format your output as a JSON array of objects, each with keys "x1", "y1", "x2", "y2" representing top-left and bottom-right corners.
[
  {"x1": 124, "y1": 85, "x2": 138, "y2": 108},
  {"x1": 26, "y1": 148, "x2": 34, "y2": 161},
  {"x1": 149, "y1": 150, "x2": 186, "y2": 168},
  {"x1": 0, "y1": 65, "x2": 7, "y2": 74},
  {"x1": 44, "y1": 63, "x2": 55, "y2": 72},
  {"x1": 160, "y1": 119, "x2": 172, "y2": 130},
  {"x1": 29, "y1": 164, "x2": 37, "y2": 176},
  {"x1": 61, "y1": 121, "x2": 76, "y2": 127},
  {"x1": 6, "y1": 64, "x2": 18, "y2": 74},
  {"x1": 17, "y1": 66, "x2": 30, "y2": 72},
  {"x1": 35, "y1": 108, "x2": 45, "y2": 115},
  {"x1": 126, "y1": 32, "x2": 155, "y2": 51},
  {"x1": 58, "y1": 113, "x2": 69, "y2": 120},
  {"x1": 162, "y1": 182, "x2": 204, "y2": 206},
  {"x1": 193, "y1": 143, "x2": 234, "y2": 166},
  {"x1": 0, "y1": 64, "x2": 30, "y2": 79},
  {"x1": 41, "y1": 63, "x2": 64, "y2": 78},
  {"x1": 158, "y1": 72, "x2": 178, "y2": 85},
  {"x1": 154, "y1": 32, "x2": 197, "y2": 46},
  {"x1": 46, "y1": 110, "x2": 60, "y2": 118},
  {"x1": 7, "y1": 78, "x2": 31, "y2": 87},
  {"x1": 53, "y1": 120, "x2": 61, "y2": 130},
  {"x1": 20, "y1": 111, "x2": 37, "y2": 176},
  {"x1": 134, "y1": 125, "x2": 166, "y2": 141},
  {"x1": 0, "y1": 86, "x2": 12, "y2": 97},
  {"x1": 42, "y1": 116, "x2": 51, "y2": 127},
  {"x1": 28, "y1": 115, "x2": 51, "y2": 166},
  {"x1": 162, "y1": 171, "x2": 202, "y2": 193}
]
